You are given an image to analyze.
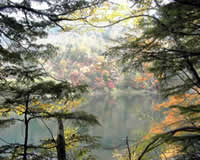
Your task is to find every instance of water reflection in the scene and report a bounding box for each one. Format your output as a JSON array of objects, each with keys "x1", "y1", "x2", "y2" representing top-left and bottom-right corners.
[
  {"x1": 82, "y1": 90, "x2": 157, "y2": 159},
  {"x1": 0, "y1": 88, "x2": 158, "y2": 160}
]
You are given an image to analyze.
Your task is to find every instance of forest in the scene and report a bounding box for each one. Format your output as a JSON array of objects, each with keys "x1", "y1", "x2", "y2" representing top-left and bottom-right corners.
[{"x1": 0, "y1": 0, "x2": 200, "y2": 160}]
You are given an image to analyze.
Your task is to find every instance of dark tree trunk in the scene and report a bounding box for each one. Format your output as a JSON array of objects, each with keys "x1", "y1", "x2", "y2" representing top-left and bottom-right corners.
[
  {"x1": 56, "y1": 118, "x2": 66, "y2": 160},
  {"x1": 23, "y1": 93, "x2": 29, "y2": 160}
]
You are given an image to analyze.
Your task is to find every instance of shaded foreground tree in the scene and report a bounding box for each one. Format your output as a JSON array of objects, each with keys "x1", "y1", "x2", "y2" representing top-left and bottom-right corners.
[
  {"x1": 0, "y1": 0, "x2": 105, "y2": 160},
  {"x1": 106, "y1": 0, "x2": 200, "y2": 159},
  {"x1": 0, "y1": 73, "x2": 100, "y2": 160}
]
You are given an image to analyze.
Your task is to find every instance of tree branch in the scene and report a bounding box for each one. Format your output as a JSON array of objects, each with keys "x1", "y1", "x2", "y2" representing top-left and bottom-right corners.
[
  {"x1": 126, "y1": 136, "x2": 131, "y2": 160},
  {"x1": 40, "y1": 118, "x2": 56, "y2": 143}
]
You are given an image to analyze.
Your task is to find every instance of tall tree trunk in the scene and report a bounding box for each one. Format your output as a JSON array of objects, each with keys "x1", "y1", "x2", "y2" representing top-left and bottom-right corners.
[
  {"x1": 23, "y1": 93, "x2": 29, "y2": 160},
  {"x1": 126, "y1": 136, "x2": 131, "y2": 160},
  {"x1": 56, "y1": 118, "x2": 66, "y2": 160}
]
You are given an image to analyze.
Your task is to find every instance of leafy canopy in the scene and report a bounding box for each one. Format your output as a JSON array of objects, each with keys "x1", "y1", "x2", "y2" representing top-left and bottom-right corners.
[{"x1": 106, "y1": 0, "x2": 200, "y2": 159}]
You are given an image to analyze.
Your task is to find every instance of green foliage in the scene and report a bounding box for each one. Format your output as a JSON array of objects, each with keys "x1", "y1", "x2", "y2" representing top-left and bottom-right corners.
[
  {"x1": 107, "y1": 0, "x2": 200, "y2": 97},
  {"x1": 0, "y1": 0, "x2": 106, "y2": 159},
  {"x1": 106, "y1": 0, "x2": 200, "y2": 159}
]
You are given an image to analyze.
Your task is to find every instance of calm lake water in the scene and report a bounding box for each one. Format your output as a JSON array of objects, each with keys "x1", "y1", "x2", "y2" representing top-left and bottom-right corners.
[
  {"x1": 84, "y1": 90, "x2": 157, "y2": 159},
  {"x1": 0, "y1": 89, "x2": 158, "y2": 160}
]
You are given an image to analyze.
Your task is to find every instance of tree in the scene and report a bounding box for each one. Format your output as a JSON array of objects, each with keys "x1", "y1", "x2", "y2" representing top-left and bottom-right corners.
[
  {"x1": 106, "y1": 0, "x2": 200, "y2": 159},
  {"x1": 0, "y1": 72, "x2": 100, "y2": 159},
  {"x1": 0, "y1": 0, "x2": 105, "y2": 159}
]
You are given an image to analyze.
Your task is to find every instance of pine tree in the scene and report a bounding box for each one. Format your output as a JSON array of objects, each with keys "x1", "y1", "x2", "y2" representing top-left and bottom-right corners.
[
  {"x1": 0, "y1": 0, "x2": 104, "y2": 159},
  {"x1": 106, "y1": 0, "x2": 200, "y2": 159}
]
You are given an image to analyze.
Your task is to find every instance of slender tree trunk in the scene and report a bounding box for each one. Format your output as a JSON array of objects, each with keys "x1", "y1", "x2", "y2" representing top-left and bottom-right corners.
[
  {"x1": 56, "y1": 118, "x2": 66, "y2": 160},
  {"x1": 23, "y1": 93, "x2": 30, "y2": 160},
  {"x1": 126, "y1": 136, "x2": 131, "y2": 160}
]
